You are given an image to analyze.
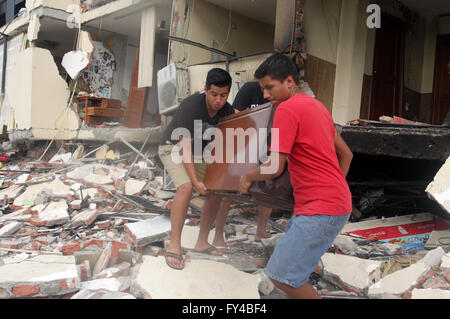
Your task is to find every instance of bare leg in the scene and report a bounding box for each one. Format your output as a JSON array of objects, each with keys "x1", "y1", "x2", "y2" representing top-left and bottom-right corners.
[
  {"x1": 256, "y1": 206, "x2": 272, "y2": 241},
  {"x1": 165, "y1": 182, "x2": 193, "y2": 268},
  {"x1": 194, "y1": 193, "x2": 223, "y2": 254},
  {"x1": 212, "y1": 197, "x2": 233, "y2": 248},
  {"x1": 271, "y1": 278, "x2": 321, "y2": 299}
]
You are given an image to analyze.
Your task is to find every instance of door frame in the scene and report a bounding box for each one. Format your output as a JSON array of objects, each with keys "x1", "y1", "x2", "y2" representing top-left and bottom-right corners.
[
  {"x1": 369, "y1": 14, "x2": 405, "y2": 121},
  {"x1": 432, "y1": 34, "x2": 450, "y2": 125}
]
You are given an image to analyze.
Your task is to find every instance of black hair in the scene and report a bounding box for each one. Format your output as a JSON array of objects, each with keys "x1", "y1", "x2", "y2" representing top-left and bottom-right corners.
[
  {"x1": 206, "y1": 68, "x2": 232, "y2": 91},
  {"x1": 254, "y1": 53, "x2": 300, "y2": 85}
]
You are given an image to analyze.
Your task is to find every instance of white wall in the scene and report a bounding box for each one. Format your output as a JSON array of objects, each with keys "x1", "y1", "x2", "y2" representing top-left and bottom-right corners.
[
  {"x1": 303, "y1": 0, "x2": 342, "y2": 64},
  {"x1": 171, "y1": 0, "x2": 274, "y2": 66}
]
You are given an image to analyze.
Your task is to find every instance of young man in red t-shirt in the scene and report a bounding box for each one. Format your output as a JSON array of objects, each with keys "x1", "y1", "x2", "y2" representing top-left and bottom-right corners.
[{"x1": 239, "y1": 54, "x2": 353, "y2": 299}]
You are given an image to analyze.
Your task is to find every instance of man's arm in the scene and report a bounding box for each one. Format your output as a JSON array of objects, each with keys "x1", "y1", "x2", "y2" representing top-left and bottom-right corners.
[
  {"x1": 334, "y1": 132, "x2": 353, "y2": 178},
  {"x1": 180, "y1": 137, "x2": 207, "y2": 195},
  {"x1": 239, "y1": 152, "x2": 288, "y2": 194}
]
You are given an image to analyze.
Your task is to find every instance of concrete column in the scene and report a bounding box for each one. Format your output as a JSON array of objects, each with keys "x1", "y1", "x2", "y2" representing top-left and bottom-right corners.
[
  {"x1": 138, "y1": 6, "x2": 156, "y2": 88},
  {"x1": 332, "y1": 0, "x2": 369, "y2": 125}
]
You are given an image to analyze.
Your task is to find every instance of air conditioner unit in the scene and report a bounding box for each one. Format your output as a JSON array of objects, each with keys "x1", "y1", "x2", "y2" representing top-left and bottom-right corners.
[{"x1": 157, "y1": 63, "x2": 190, "y2": 115}]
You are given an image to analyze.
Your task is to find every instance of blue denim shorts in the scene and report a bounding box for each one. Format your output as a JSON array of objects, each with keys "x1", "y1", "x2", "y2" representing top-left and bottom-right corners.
[{"x1": 265, "y1": 213, "x2": 350, "y2": 288}]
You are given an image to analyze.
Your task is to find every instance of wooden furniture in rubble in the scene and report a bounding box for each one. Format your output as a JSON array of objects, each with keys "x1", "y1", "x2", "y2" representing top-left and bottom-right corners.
[{"x1": 76, "y1": 96, "x2": 125, "y2": 126}]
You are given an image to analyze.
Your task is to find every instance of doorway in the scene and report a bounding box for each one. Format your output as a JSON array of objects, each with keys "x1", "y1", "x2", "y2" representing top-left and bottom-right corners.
[
  {"x1": 433, "y1": 34, "x2": 450, "y2": 125},
  {"x1": 370, "y1": 15, "x2": 405, "y2": 120}
]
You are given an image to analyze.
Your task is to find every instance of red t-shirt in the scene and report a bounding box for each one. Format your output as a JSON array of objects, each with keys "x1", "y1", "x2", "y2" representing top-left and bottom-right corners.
[{"x1": 270, "y1": 94, "x2": 352, "y2": 216}]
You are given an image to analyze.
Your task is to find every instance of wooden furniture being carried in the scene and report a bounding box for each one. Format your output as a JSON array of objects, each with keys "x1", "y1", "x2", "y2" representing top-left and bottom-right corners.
[
  {"x1": 202, "y1": 103, "x2": 295, "y2": 210},
  {"x1": 76, "y1": 96, "x2": 125, "y2": 126}
]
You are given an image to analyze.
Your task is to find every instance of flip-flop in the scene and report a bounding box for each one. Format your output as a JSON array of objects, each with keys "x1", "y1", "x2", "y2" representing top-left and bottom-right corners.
[
  {"x1": 164, "y1": 250, "x2": 185, "y2": 270},
  {"x1": 215, "y1": 246, "x2": 234, "y2": 254},
  {"x1": 194, "y1": 246, "x2": 223, "y2": 256}
]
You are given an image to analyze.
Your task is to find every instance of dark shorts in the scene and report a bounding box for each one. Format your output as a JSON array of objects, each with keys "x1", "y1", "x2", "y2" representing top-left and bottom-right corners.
[{"x1": 265, "y1": 213, "x2": 350, "y2": 288}]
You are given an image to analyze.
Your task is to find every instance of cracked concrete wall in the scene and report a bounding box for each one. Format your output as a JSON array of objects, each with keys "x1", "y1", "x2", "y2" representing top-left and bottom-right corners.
[{"x1": 9, "y1": 47, "x2": 79, "y2": 131}]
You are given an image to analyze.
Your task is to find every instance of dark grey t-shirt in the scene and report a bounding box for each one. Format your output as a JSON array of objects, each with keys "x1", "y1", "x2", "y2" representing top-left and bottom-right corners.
[
  {"x1": 160, "y1": 93, "x2": 235, "y2": 149},
  {"x1": 232, "y1": 81, "x2": 268, "y2": 111}
]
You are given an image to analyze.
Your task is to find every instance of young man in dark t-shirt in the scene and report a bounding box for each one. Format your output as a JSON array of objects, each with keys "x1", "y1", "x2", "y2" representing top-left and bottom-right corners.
[{"x1": 159, "y1": 68, "x2": 235, "y2": 270}]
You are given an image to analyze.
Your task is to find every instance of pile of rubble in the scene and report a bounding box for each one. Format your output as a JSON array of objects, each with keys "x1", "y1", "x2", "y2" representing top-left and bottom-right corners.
[{"x1": 0, "y1": 141, "x2": 449, "y2": 299}]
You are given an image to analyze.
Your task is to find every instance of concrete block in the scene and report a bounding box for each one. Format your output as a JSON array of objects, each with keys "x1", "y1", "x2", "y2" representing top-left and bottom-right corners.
[
  {"x1": 411, "y1": 288, "x2": 450, "y2": 299},
  {"x1": 124, "y1": 179, "x2": 146, "y2": 195},
  {"x1": 124, "y1": 215, "x2": 171, "y2": 247},
  {"x1": 0, "y1": 255, "x2": 80, "y2": 298},
  {"x1": 38, "y1": 201, "x2": 70, "y2": 226},
  {"x1": 84, "y1": 174, "x2": 113, "y2": 186},
  {"x1": 421, "y1": 247, "x2": 446, "y2": 268},
  {"x1": 133, "y1": 256, "x2": 260, "y2": 299},
  {"x1": 0, "y1": 221, "x2": 23, "y2": 236},
  {"x1": 441, "y1": 253, "x2": 450, "y2": 269},
  {"x1": 92, "y1": 242, "x2": 112, "y2": 276},
  {"x1": 368, "y1": 262, "x2": 430, "y2": 298},
  {"x1": 320, "y1": 253, "x2": 383, "y2": 295},
  {"x1": 70, "y1": 209, "x2": 100, "y2": 228}
]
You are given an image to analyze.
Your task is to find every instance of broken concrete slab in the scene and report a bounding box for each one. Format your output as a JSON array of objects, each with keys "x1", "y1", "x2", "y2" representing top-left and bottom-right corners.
[
  {"x1": 411, "y1": 288, "x2": 450, "y2": 299},
  {"x1": 124, "y1": 215, "x2": 171, "y2": 247},
  {"x1": 1, "y1": 253, "x2": 31, "y2": 265},
  {"x1": 13, "y1": 178, "x2": 71, "y2": 206},
  {"x1": 368, "y1": 247, "x2": 445, "y2": 298},
  {"x1": 181, "y1": 225, "x2": 216, "y2": 250},
  {"x1": 0, "y1": 185, "x2": 25, "y2": 202},
  {"x1": 92, "y1": 242, "x2": 112, "y2": 276},
  {"x1": 84, "y1": 174, "x2": 114, "y2": 186},
  {"x1": 0, "y1": 254, "x2": 80, "y2": 298},
  {"x1": 368, "y1": 262, "x2": 430, "y2": 298},
  {"x1": 37, "y1": 201, "x2": 70, "y2": 227},
  {"x1": 426, "y1": 155, "x2": 450, "y2": 214},
  {"x1": 133, "y1": 256, "x2": 260, "y2": 299},
  {"x1": 0, "y1": 221, "x2": 23, "y2": 236},
  {"x1": 441, "y1": 253, "x2": 450, "y2": 269},
  {"x1": 124, "y1": 179, "x2": 146, "y2": 196},
  {"x1": 70, "y1": 209, "x2": 100, "y2": 228},
  {"x1": 80, "y1": 278, "x2": 123, "y2": 292},
  {"x1": 320, "y1": 253, "x2": 383, "y2": 295}
]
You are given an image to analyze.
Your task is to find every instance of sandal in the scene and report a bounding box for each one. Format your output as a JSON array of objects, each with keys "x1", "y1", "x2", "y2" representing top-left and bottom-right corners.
[
  {"x1": 194, "y1": 246, "x2": 223, "y2": 256},
  {"x1": 164, "y1": 250, "x2": 185, "y2": 270}
]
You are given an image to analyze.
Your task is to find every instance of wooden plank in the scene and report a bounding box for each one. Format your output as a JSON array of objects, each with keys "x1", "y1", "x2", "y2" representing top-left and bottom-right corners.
[
  {"x1": 101, "y1": 99, "x2": 122, "y2": 109},
  {"x1": 124, "y1": 87, "x2": 147, "y2": 128},
  {"x1": 124, "y1": 48, "x2": 147, "y2": 128},
  {"x1": 86, "y1": 107, "x2": 125, "y2": 118}
]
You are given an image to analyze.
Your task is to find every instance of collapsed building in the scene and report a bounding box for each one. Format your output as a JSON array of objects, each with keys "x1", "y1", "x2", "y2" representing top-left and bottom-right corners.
[{"x1": 0, "y1": 0, "x2": 448, "y2": 299}]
